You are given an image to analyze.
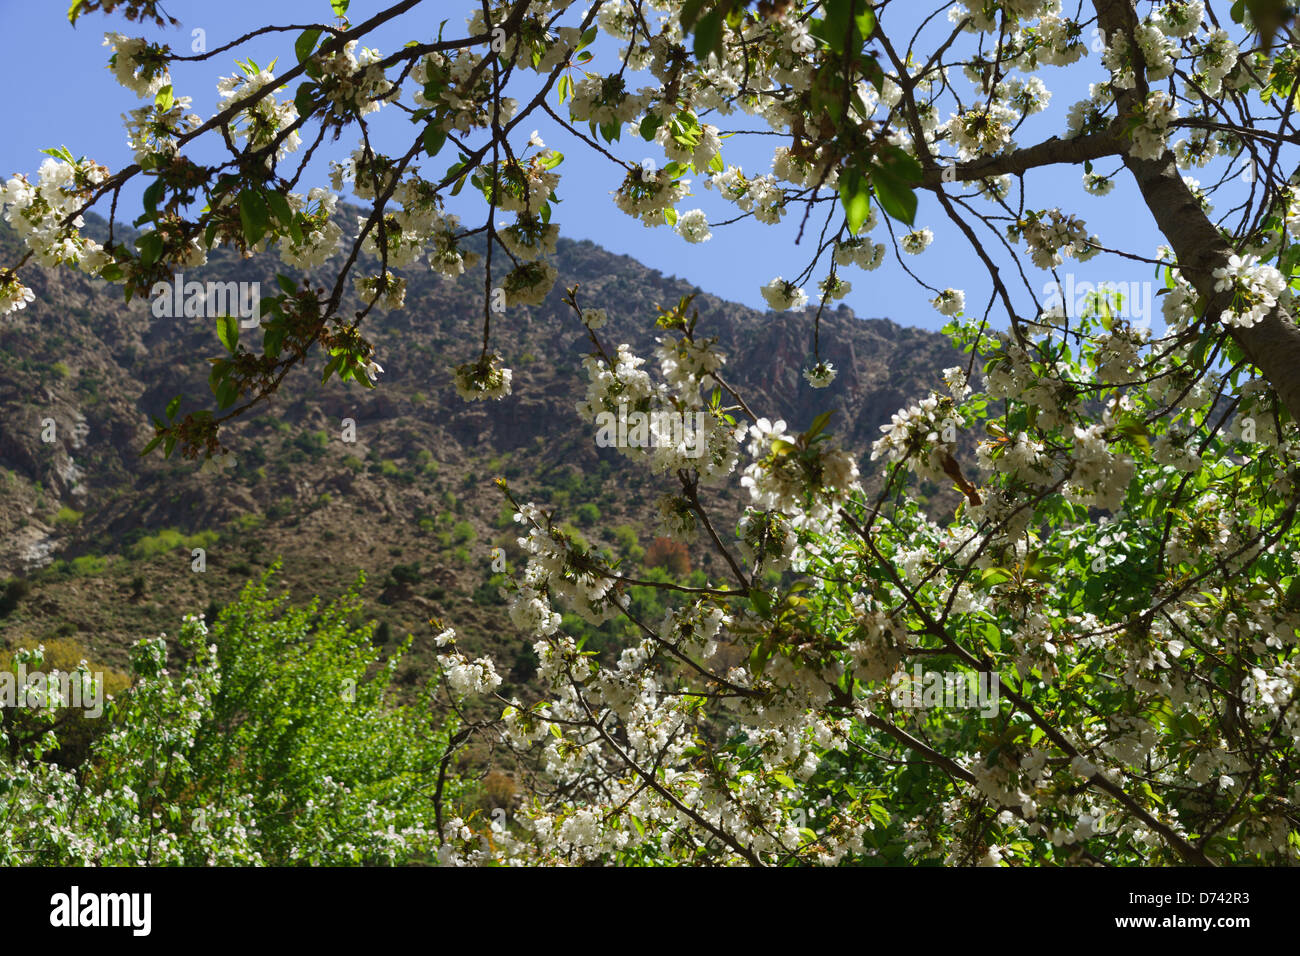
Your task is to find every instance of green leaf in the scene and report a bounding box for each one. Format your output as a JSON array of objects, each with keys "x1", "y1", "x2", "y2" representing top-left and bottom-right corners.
[
  {"x1": 142, "y1": 179, "x2": 166, "y2": 217},
  {"x1": 216, "y1": 314, "x2": 239, "y2": 354},
  {"x1": 1114, "y1": 418, "x2": 1151, "y2": 451},
  {"x1": 67, "y1": 0, "x2": 85, "y2": 24},
  {"x1": 330, "y1": 0, "x2": 349, "y2": 17},
  {"x1": 980, "y1": 567, "x2": 1012, "y2": 586},
  {"x1": 422, "y1": 123, "x2": 447, "y2": 158},
  {"x1": 693, "y1": 9, "x2": 723, "y2": 60},
  {"x1": 237, "y1": 190, "x2": 272, "y2": 245},
  {"x1": 40, "y1": 145, "x2": 76, "y2": 165},
  {"x1": 155, "y1": 85, "x2": 174, "y2": 111},
  {"x1": 214, "y1": 379, "x2": 239, "y2": 411},
  {"x1": 265, "y1": 323, "x2": 286, "y2": 359},
  {"x1": 165, "y1": 395, "x2": 182, "y2": 419},
  {"x1": 806, "y1": 409, "x2": 836, "y2": 440},
  {"x1": 838, "y1": 165, "x2": 871, "y2": 235},
  {"x1": 140, "y1": 433, "x2": 163, "y2": 457},
  {"x1": 870, "y1": 161, "x2": 917, "y2": 225},
  {"x1": 137, "y1": 231, "x2": 164, "y2": 268},
  {"x1": 294, "y1": 82, "x2": 318, "y2": 120},
  {"x1": 819, "y1": 0, "x2": 853, "y2": 54},
  {"x1": 855, "y1": 3, "x2": 876, "y2": 40},
  {"x1": 265, "y1": 190, "x2": 294, "y2": 228},
  {"x1": 295, "y1": 28, "x2": 322, "y2": 64},
  {"x1": 557, "y1": 73, "x2": 571, "y2": 104},
  {"x1": 276, "y1": 273, "x2": 297, "y2": 295},
  {"x1": 877, "y1": 144, "x2": 923, "y2": 185}
]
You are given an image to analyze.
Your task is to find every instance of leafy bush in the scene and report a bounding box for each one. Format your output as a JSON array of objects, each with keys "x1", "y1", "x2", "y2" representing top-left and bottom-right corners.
[
  {"x1": 472, "y1": 574, "x2": 507, "y2": 606},
  {"x1": 52, "y1": 506, "x2": 83, "y2": 527},
  {"x1": 0, "y1": 577, "x2": 29, "y2": 618},
  {"x1": 386, "y1": 562, "x2": 421, "y2": 586},
  {"x1": 0, "y1": 569, "x2": 466, "y2": 865},
  {"x1": 69, "y1": 554, "x2": 107, "y2": 576}
]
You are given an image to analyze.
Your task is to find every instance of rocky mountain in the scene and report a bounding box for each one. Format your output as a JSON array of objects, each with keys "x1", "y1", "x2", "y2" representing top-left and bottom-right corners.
[{"x1": 0, "y1": 211, "x2": 961, "y2": 690}]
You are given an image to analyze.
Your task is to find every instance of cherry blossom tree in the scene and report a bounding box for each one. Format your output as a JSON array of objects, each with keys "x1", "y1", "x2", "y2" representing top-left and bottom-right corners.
[{"x1": 4, "y1": 0, "x2": 1300, "y2": 865}]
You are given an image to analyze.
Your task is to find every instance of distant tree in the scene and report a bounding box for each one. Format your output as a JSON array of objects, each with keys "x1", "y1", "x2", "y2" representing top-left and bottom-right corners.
[{"x1": 643, "y1": 536, "x2": 691, "y2": 576}]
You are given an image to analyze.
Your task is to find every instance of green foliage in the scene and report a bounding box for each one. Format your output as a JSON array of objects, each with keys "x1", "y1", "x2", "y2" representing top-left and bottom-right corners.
[
  {"x1": 472, "y1": 573, "x2": 507, "y2": 606},
  {"x1": 69, "y1": 554, "x2": 107, "y2": 576},
  {"x1": 612, "y1": 524, "x2": 640, "y2": 551},
  {"x1": 52, "y1": 506, "x2": 83, "y2": 527},
  {"x1": 128, "y1": 527, "x2": 219, "y2": 560},
  {"x1": 385, "y1": 562, "x2": 421, "y2": 586},
  {"x1": 0, "y1": 568, "x2": 466, "y2": 865}
]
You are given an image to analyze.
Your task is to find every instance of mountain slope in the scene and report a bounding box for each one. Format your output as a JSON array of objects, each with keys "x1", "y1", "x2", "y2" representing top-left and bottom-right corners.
[{"x1": 0, "y1": 214, "x2": 961, "y2": 688}]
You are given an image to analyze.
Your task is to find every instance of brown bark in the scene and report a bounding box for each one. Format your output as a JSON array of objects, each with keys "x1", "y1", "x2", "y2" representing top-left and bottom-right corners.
[{"x1": 1092, "y1": 0, "x2": 1300, "y2": 422}]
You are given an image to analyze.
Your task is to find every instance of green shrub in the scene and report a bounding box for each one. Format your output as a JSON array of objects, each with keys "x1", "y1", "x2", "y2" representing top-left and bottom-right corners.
[
  {"x1": 472, "y1": 574, "x2": 507, "y2": 606},
  {"x1": 52, "y1": 506, "x2": 83, "y2": 527},
  {"x1": 386, "y1": 562, "x2": 421, "y2": 586},
  {"x1": 129, "y1": 528, "x2": 185, "y2": 559},
  {"x1": 613, "y1": 524, "x2": 639, "y2": 551},
  {"x1": 0, "y1": 577, "x2": 30, "y2": 618},
  {"x1": 0, "y1": 568, "x2": 467, "y2": 865},
  {"x1": 231, "y1": 513, "x2": 264, "y2": 532},
  {"x1": 70, "y1": 554, "x2": 107, "y2": 576}
]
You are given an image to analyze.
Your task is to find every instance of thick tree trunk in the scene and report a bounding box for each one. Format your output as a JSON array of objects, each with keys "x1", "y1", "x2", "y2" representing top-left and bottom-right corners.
[{"x1": 1094, "y1": 0, "x2": 1300, "y2": 423}]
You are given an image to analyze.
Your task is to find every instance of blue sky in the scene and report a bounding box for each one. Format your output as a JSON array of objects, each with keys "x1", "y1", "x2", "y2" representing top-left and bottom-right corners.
[{"x1": 0, "y1": 0, "x2": 1177, "y2": 333}]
